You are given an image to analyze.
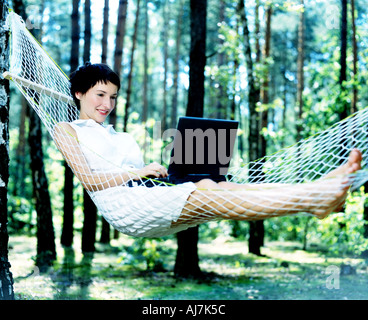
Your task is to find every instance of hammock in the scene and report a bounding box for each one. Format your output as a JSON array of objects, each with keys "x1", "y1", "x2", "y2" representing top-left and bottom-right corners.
[{"x1": 4, "y1": 12, "x2": 368, "y2": 238}]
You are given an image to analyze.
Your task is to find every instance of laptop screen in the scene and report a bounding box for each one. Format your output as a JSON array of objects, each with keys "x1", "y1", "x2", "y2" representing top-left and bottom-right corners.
[{"x1": 168, "y1": 117, "x2": 239, "y2": 177}]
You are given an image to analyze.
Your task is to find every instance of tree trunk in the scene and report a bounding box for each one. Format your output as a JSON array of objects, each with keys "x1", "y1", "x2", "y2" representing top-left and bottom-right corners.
[
  {"x1": 161, "y1": 0, "x2": 169, "y2": 131},
  {"x1": 251, "y1": 5, "x2": 273, "y2": 252},
  {"x1": 338, "y1": 0, "x2": 348, "y2": 121},
  {"x1": 142, "y1": 0, "x2": 148, "y2": 124},
  {"x1": 61, "y1": 0, "x2": 80, "y2": 247},
  {"x1": 111, "y1": 0, "x2": 128, "y2": 127},
  {"x1": 21, "y1": 1, "x2": 56, "y2": 270},
  {"x1": 81, "y1": 190, "x2": 97, "y2": 253},
  {"x1": 351, "y1": 0, "x2": 358, "y2": 114},
  {"x1": 174, "y1": 227, "x2": 201, "y2": 278},
  {"x1": 215, "y1": 0, "x2": 226, "y2": 119},
  {"x1": 170, "y1": 0, "x2": 184, "y2": 129},
  {"x1": 174, "y1": 0, "x2": 207, "y2": 278},
  {"x1": 238, "y1": 0, "x2": 263, "y2": 256},
  {"x1": 99, "y1": 0, "x2": 111, "y2": 243},
  {"x1": 123, "y1": 0, "x2": 140, "y2": 132},
  {"x1": 28, "y1": 107, "x2": 56, "y2": 270},
  {"x1": 185, "y1": 0, "x2": 207, "y2": 118},
  {"x1": 12, "y1": 97, "x2": 27, "y2": 197},
  {"x1": 83, "y1": 0, "x2": 91, "y2": 63},
  {"x1": 81, "y1": 0, "x2": 97, "y2": 253},
  {"x1": 142, "y1": 0, "x2": 149, "y2": 162},
  {"x1": 101, "y1": 0, "x2": 109, "y2": 64},
  {"x1": 364, "y1": 182, "x2": 368, "y2": 239},
  {"x1": 0, "y1": 1, "x2": 15, "y2": 299},
  {"x1": 296, "y1": 0, "x2": 305, "y2": 141}
]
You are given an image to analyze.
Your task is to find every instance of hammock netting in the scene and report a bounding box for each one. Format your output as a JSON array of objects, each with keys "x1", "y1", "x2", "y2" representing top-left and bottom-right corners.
[{"x1": 4, "y1": 12, "x2": 368, "y2": 237}]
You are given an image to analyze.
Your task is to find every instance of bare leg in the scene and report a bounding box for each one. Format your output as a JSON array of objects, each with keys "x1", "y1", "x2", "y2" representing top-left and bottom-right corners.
[{"x1": 173, "y1": 149, "x2": 362, "y2": 226}]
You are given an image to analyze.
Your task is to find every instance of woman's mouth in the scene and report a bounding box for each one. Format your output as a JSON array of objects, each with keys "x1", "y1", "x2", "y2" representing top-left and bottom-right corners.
[{"x1": 97, "y1": 109, "x2": 109, "y2": 116}]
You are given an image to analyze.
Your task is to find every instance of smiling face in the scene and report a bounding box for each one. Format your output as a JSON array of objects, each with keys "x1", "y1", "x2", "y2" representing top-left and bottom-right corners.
[{"x1": 76, "y1": 81, "x2": 118, "y2": 124}]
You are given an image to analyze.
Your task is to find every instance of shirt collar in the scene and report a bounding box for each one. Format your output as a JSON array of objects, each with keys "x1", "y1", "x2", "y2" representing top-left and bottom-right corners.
[{"x1": 73, "y1": 119, "x2": 115, "y2": 132}]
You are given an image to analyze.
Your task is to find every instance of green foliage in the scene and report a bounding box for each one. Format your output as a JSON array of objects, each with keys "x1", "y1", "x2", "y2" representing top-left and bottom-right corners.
[
  {"x1": 117, "y1": 237, "x2": 167, "y2": 271},
  {"x1": 314, "y1": 189, "x2": 368, "y2": 256}
]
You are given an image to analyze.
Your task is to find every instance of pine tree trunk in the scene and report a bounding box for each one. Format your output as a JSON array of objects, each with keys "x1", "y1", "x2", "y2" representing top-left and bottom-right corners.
[
  {"x1": 161, "y1": 0, "x2": 169, "y2": 131},
  {"x1": 28, "y1": 108, "x2": 56, "y2": 269},
  {"x1": 23, "y1": 3, "x2": 56, "y2": 270},
  {"x1": 82, "y1": 190, "x2": 97, "y2": 253},
  {"x1": 339, "y1": 0, "x2": 348, "y2": 120},
  {"x1": 81, "y1": 0, "x2": 97, "y2": 253},
  {"x1": 83, "y1": 0, "x2": 91, "y2": 63},
  {"x1": 238, "y1": 0, "x2": 263, "y2": 256},
  {"x1": 0, "y1": 1, "x2": 15, "y2": 299},
  {"x1": 111, "y1": 0, "x2": 128, "y2": 127},
  {"x1": 185, "y1": 0, "x2": 207, "y2": 118},
  {"x1": 61, "y1": 0, "x2": 79, "y2": 247},
  {"x1": 296, "y1": 0, "x2": 305, "y2": 141},
  {"x1": 61, "y1": 163, "x2": 74, "y2": 247},
  {"x1": 101, "y1": 0, "x2": 109, "y2": 64},
  {"x1": 215, "y1": 0, "x2": 226, "y2": 119},
  {"x1": 170, "y1": 0, "x2": 184, "y2": 129},
  {"x1": 99, "y1": 0, "x2": 111, "y2": 243},
  {"x1": 123, "y1": 0, "x2": 140, "y2": 132},
  {"x1": 12, "y1": 97, "x2": 27, "y2": 197},
  {"x1": 251, "y1": 5, "x2": 273, "y2": 253},
  {"x1": 174, "y1": 227, "x2": 201, "y2": 278},
  {"x1": 351, "y1": 0, "x2": 358, "y2": 114},
  {"x1": 142, "y1": 0, "x2": 150, "y2": 162},
  {"x1": 175, "y1": 0, "x2": 207, "y2": 278},
  {"x1": 142, "y1": 0, "x2": 149, "y2": 125}
]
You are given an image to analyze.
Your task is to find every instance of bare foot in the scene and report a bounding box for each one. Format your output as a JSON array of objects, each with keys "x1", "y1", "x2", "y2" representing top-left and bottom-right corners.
[
  {"x1": 324, "y1": 148, "x2": 362, "y2": 180},
  {"x1": 310, "y1": 149, "x2": 362, "y2": 219}
]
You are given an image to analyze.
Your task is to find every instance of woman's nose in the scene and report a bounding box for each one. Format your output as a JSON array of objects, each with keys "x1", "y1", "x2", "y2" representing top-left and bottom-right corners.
[{"x1": 103, "y1": 97, "x2": 113, "y2": 109}]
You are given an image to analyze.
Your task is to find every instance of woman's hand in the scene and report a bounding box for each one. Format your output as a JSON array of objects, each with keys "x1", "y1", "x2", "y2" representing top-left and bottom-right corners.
[{"x1": 133, "y1": 162, "x2": 168, "y2": 180}]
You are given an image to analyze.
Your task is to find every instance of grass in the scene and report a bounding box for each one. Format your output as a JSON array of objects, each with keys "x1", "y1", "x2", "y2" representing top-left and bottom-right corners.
[{"x1": 8, "y1": 233, "x2": 368, "y2": 300}]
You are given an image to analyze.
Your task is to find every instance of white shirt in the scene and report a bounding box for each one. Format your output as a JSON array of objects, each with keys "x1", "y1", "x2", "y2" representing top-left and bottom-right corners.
[{"x1": 70, "y1": 119, "x2": 145, "y2": 173}]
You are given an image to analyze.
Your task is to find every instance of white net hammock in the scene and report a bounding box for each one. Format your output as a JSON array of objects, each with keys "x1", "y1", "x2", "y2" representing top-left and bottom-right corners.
[{"x1": 4, "y1": 12, "x2": 368, "y2": 238}]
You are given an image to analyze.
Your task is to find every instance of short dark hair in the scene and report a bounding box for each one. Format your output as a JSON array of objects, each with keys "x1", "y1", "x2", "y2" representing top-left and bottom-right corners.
[{"x1": 69, "y1": 62, "x2": 121, "y2": 108}]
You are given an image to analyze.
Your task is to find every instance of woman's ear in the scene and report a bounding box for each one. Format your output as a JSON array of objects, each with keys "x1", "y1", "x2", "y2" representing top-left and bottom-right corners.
[{"x1": 75, "y1": 92, "x2": 83, "y2": 100}]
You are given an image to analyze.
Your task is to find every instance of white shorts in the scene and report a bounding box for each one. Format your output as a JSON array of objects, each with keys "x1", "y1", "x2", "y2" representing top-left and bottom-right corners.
[{"x1": 91, "y1": 182, "x2": 197, "y2": 237}]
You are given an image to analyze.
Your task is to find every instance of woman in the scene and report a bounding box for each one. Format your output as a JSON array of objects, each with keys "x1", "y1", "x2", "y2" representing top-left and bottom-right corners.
[{"x1": 54, "y1": 63, "x2": 362, "y2": 237}]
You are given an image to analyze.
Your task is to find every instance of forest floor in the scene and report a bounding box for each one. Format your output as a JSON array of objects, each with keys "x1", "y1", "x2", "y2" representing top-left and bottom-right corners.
[{"x1": 8, "y1": 233, "x2": 368, "y2": 300}]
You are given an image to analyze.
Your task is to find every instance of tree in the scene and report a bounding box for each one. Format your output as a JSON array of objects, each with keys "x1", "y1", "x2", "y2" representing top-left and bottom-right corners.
[
  {"x1": 123, "y1": 0, "x2": 141, "y2": 132},
  {"x1": 161, "y1": 0, "x2": 169, "y2": 131},
  {"x1": 0, "y1": 0, "x2": 15, "y2": 300},
  {"x1": 170, "y1": 0, "x2": 184, "y2": 129},
  {"x1": 100, "y1": 0, "x2": 111, "y2": 243},
  {"x1": 338, "y1": 0, "x2": 348, "y2": 120},
  {"x1": 28, "y1": 2, "x2": 56, "y2": 270},
  {"x1": 12, "y1": 0, "x2": 56, "y2": 269},
  {"x1": 111, "y1": 0, "x2": 128, "y2": 127},
  {"x1": 61, "y1": 0, "x2": 80, "y2": 247},
  {"x1": 101, "y1": 0, "x2": 109, "y2": 65},
  {"x1": 249, "y1": 3, "x2": 273, "y2": 256},
  {"x1": 296, "y1": 0, "x2": 305, "y2": 141},
  {"x1": 142, "y1": 0, "x2": 149, "y2": 125},
  {"x1": 350, "y1": 0, "x2": 357, "y2": 114},
  {"x1": 237, "y1": 0, "x2": 263, "y2": 256},
  {"x1": 185, "y1": 0, "x2": 207, "y2": 118},
  {"x1": 81, "y1": 0, "x2": 98, "y2": 254},
  {"x1": 174, "y1": 0, "x2": 207, "y2": 278}
]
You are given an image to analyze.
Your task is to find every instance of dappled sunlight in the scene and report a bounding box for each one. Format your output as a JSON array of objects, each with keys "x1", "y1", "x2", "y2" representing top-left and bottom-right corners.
[{"x1": 8, "y1": 233, "x2": 368, "y2": 300}]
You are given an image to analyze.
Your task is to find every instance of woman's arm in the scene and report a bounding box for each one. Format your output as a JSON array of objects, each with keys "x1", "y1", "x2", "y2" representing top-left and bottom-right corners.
[
  {"x1": 53, "y1": 122, "x2": 168, "y2": 192},
  {"x1": 54, "y1": 122, "x2": 135, "y2": 191}
]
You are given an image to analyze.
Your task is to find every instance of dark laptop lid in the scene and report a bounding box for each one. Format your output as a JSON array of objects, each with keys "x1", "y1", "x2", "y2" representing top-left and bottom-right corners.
[{"x1": 168, "y1": 117, "x2": 239, "y2": 177}]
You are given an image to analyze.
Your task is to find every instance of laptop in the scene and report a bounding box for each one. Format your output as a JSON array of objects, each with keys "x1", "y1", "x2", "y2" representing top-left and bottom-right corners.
[{"x1": 142, "y1": 116, "x2": 239, "y2": 186}]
